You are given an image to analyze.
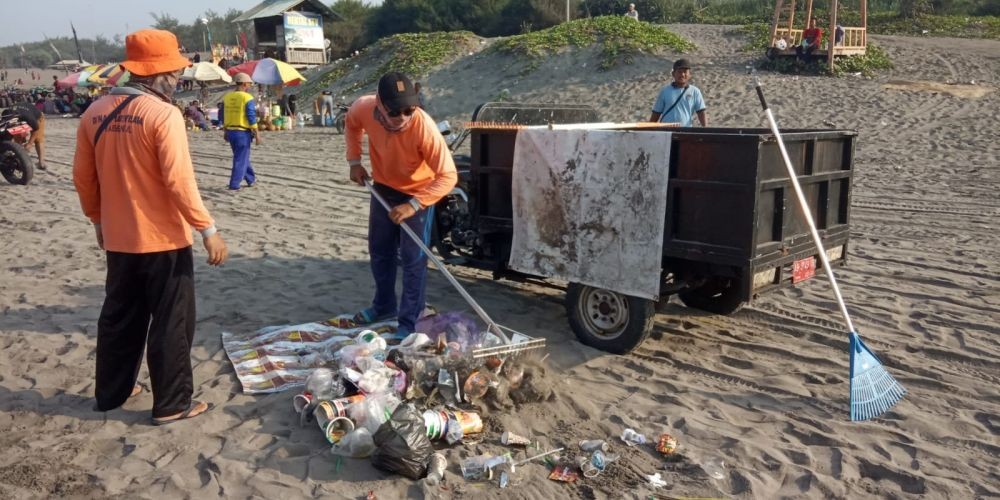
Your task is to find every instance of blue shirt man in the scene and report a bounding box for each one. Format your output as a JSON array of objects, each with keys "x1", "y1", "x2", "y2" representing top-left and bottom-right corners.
[{"x1": 649, "y1": 58, "x2": 707, "y2": 127}]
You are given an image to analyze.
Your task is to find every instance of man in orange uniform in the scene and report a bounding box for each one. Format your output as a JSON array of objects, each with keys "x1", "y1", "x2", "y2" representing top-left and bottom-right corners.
[
  {"x1": 73, "y1": 30, "x2": 228, "y2": 425},
  {"x1": 345, "y1": 72, "x2": 457, "y2": 335}
]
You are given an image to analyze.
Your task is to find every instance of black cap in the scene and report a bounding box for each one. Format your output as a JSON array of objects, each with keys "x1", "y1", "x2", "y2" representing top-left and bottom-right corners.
[
  {"x1": 673, "y1": 58, "x2": 692, "y2": 70},
  {"x1": 377, "y1": 72, "x2": 419, "y2": 112}
]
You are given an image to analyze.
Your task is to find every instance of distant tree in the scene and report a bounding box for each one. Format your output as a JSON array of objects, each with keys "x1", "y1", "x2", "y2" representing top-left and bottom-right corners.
[
  {"x1": 327, "y1": 0, "x2": 376, "y2": 57},
  {"x1": 899, "y1": 0, "x2": 932, "y2": 17},
  {"x1": 366, "y1": 0, "x2": 447, "y2": 40}
]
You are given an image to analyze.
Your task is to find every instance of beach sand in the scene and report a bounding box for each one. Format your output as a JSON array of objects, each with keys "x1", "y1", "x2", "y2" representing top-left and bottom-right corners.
[{"x1": 1, "y1": 25, "x2": 998, "y2": 499}]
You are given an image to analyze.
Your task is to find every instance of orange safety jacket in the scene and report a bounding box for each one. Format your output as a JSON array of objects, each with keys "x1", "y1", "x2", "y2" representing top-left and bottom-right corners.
[{"x1": 73, "y1": 87, "x2": 216, "y2": 254}]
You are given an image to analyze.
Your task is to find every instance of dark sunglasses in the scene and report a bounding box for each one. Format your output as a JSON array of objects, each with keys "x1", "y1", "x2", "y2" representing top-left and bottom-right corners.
[{"x1": 387, "y1": 107, "x2": 416, "y2": 118}]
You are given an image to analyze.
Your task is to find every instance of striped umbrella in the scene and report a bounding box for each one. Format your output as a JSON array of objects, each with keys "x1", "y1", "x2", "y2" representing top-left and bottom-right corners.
[{"x1": 87, "y1": 63, "x2": 126, "y2": 85}]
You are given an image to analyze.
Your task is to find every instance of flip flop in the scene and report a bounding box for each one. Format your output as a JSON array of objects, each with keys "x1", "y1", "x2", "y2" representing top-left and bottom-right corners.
[
  {"x1": 328, "y1": 307, "x2": 395, "y2": 328},
  {"x1": 151, "y1": 400, "x2": 212, "y2": 426}
]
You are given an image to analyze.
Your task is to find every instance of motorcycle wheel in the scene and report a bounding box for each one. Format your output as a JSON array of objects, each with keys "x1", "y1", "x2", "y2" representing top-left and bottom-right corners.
[
  {"x1": 334, "y1": 115, "x2": 346, "y2": 135},
  {"x1": 0, "y1": 140, "x2": 33, "y2": 185}
]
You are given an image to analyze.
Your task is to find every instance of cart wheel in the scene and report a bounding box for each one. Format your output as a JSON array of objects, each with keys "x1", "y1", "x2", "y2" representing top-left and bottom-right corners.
[
  {"x1": 566, "y1": 283, "x2": 655, "y2": 354},
  {"x1": 0, "y1": 141, "x2": 33, "y2": 185},
  {"x1": 678, "y1": 276, "x2": 744, "y2": 315}
]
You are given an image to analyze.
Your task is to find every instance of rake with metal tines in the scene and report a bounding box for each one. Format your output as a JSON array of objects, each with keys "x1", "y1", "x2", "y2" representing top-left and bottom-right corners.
[
  {"x1": 749, "y1": 69, "x2": 906, "y2": 421},
  {"x1": 364, "y1": 180, "x2": 546, "y2": 360}
]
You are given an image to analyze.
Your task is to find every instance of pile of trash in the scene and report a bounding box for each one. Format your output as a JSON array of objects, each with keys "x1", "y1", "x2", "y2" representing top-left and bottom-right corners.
[{"x1": 292, "y1": 311, "x2": 559, "y2": 484}]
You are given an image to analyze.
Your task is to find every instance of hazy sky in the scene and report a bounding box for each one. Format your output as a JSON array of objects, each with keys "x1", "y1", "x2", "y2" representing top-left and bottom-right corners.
[{"x1": 0, "y1": 0, "x2": 384, "y2": 46}]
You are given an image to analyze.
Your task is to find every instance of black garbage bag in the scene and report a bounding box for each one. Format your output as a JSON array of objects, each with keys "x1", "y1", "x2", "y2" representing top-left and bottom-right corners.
[{"x1": 371, "y1": 403, "x2": 433, "y2": 479}]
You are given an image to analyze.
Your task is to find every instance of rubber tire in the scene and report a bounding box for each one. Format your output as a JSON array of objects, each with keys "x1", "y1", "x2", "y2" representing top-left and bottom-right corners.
[
  {"x1": 566, "y1": 282, "x2": 655, "y2": 354},
  {"x1": 0, "y1": 141, "x2": 33, "y2": 185},
  {"x1": 678, "y1": 276, "x2": 745, "y2": 315},
  {"x1": 334, "y1": 115, "x2": 346, "y2": 134}
]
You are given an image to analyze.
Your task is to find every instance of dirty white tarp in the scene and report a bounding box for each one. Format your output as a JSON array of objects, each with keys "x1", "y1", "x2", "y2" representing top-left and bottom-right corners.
[{"x1": 508, "y1": 129, "x2": 671, "y2": 299}]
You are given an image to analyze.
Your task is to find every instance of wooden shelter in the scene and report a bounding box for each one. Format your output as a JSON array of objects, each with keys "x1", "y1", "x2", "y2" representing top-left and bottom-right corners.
[
  {"x1": 233, "y1": 0, "x2": 342, "y2": 68},
  {"x1": 769, "y1": 0, "x2": 867, "y2": 71}
]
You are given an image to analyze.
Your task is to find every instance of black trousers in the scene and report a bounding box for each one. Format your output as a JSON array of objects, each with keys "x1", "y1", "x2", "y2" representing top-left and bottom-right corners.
[{"x1": 96, "y1": 247, "x2": 195, "y2": 418}]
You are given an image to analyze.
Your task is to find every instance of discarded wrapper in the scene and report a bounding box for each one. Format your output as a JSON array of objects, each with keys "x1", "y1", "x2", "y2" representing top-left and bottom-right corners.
[
  {"x1": 501, "y1": 430, "x2": 531, "y2": 447},
  {"x1": 450, "y1": 410, "x2": 483, "y2": 435},
  {"x1": 548, "y1": 465, "x2": 579, "y2": 483},
  {"x1": 656, "y1": 433, "x2": 678, "y2": 455}
]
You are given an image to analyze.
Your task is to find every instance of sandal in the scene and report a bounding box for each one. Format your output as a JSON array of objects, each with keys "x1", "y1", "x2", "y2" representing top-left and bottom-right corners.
[
  {"x1": 328, "y1": 307, "x2": 395, "y2": 328},
  {"x1": 151, "y1": 400, "x2": 212, "y2": 426},
  {"x1": 129, "y1": 384, "x2": 144, "y2": 398}
]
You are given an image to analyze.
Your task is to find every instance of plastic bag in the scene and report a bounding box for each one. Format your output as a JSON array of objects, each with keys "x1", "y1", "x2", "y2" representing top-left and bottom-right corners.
[
  {"x1": 330, "y1": 427, "x2": 375, "y2": 458},
  {"x1": 349, "y1": 392, "x2": 401, "y2": 434},
  {"x1": 415, "y1": 311, "x2": 482, "y2": 352},
  {"x1": 371, "y1": 403, "x2": 434, "y2": 479}
]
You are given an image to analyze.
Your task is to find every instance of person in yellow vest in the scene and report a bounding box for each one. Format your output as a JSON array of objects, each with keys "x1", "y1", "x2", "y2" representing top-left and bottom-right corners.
[{"x1": 218, "y1": 72, "x2": 261, "y2": 190}]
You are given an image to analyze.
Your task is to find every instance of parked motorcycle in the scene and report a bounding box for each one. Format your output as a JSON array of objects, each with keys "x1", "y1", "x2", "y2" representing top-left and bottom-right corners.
[
  {"x1": 0, "y1": 114, "x2": 34, "y2": 185},
  {"x1": 332, "y1": 103, "x2": 349, "y2": 134}
]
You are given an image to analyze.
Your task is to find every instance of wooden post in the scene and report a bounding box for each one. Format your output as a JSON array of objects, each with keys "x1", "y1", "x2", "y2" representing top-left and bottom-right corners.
[
  {"x1": 770, "y1": 0, "x2": 784, "y2": 46},
  {"x1": 861, "y1": 0, "x2": 868, "y2": 47},
  {"x1": 805, "y1": 0, "x2": 814, "y2": 32},
  {"x1": 828, "y1": 0, "x2": 838, "y2": 73},
  {"x1": 788, "y1": 0, "x2": 797, "y2": 34}
]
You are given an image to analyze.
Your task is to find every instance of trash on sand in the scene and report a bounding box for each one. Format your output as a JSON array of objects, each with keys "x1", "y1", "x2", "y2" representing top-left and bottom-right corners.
[
  {"x1": 424, "y1": 453, "x2": 447, "y2": 486},
  {"x1": 646, "y1": 472, "x2": 667, "y2": 488},
  {"x1": 548, "y1": 465, "x2": 579, "y2": 483},
  {"x1": 501, "y1": 430, "x2": 531, "y2": 446},
  {"x1": 579, "y1": 439, "x2": 608, "y2": 452},
  {"x1": 371, "y1": 404, "x2": 435, "y2": 480},
  {"x1": 331, "y1": 427, "x2": 376, "y2": 457},
  {"x1": 656, "y1": 433, "x2": 679, "y2": 455},
  {"x1": 620, "y1": 428, "x2": 647, "y2": 447},
  {"x1": 701, "y1": 456, "x2": 727, "y2": 480},
  {"x1": 461, "y1": 455, "x2": 494, "y2": 480},
  {"x1": 305, "y1": 367, "x2": 343, "y2": 400}
]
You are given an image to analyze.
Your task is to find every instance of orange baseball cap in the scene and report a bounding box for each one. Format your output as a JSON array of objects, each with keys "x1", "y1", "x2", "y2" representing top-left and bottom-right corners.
[{"x1": 120, "y1": 30, "x2": 191, "y2": 76}]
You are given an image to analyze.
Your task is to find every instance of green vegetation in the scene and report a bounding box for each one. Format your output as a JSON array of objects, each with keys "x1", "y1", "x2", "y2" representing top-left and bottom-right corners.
[
  {"x1": 297, "y1": 31, "x2": 474, "y2": 103},
  {"x1": 368, "y1": 32, "x2": 476, "y2": 82},
  {"x1": 741, "y1": 22, "x2": 893, "y2": 77},
  {"x1": 492, "y1": 16, "x2": 694, "y2": 71},
  {"x1": 867, "y1": 13, "x2": 1000, "y2": 39}
]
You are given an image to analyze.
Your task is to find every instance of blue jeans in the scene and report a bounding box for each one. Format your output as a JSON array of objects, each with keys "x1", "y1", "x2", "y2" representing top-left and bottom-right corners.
[
  {"x1": 368, "y1": 184, "x2": 434, "y2": 333},
  {"x1": 226, "y1": 130, "x2": 256, "y2": 189}
]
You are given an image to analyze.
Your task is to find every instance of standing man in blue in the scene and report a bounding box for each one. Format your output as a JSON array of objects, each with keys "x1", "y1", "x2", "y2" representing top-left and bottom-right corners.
[
  {"x1": 649, "y1": 59, "x2": 707, "y2": 127},
  {"x1": 220, "y1": 72, "x2": 261, "y2": 191}
]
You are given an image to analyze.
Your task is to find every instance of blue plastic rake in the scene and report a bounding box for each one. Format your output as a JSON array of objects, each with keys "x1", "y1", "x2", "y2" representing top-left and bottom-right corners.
[{"x1": 751, "y1": 70, "x2": 906, "y2": 421}]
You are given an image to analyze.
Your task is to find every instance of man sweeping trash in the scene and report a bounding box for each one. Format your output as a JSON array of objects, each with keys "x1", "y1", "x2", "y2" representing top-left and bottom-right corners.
[{"x1": 339, "y1": 72, "x2": 457, "y2": 335}]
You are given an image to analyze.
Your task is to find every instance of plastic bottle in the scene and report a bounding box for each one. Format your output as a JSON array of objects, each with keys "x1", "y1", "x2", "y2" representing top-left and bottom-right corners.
[
  {"x1": 306, "y1": 368, "x2": 341, "y2": 400},
  {"x1": 579, "y1": 439, "x2": 609, "y2": 452},
  {"x1": 424, "y1": 453, "x2": 447, "y2": 486}
]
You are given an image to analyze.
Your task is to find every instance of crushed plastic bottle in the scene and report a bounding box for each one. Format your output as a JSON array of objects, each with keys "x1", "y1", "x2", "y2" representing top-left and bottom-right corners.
[
  {"x1": 620, "y1": 428, "x2": 647, "y2": 447},
  {"x1": 424, "y1": 453, "x2": 447, "y2": 486},
  {"x1": 701, "y1": 456, "x2": 727, "y2": 480},
  {"x1": 305, "y1": 368, "x2": 344, "y2": 400}
]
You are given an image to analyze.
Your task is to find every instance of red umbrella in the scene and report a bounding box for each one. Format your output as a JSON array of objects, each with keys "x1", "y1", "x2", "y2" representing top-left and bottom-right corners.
[{"x1": 226, "y1": 60, "x2": 258, "y2": 77}]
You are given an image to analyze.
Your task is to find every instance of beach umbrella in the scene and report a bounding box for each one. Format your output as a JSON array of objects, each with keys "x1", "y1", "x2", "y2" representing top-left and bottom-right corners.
[
  {"x1": 225, "y1": 60, "x2": 258, "y2": 77},
  {"x1": 250, "y1": 58, "x2": 306, "y2": 86},
  {"x1": 87, "y1": 63, "x2": 123, "y2": 85},
  {"x1": 59, "y1": 64, "x2": 101, "y2": 88},
  {"x1": 181, "y1": 62, "x2": 233, "y2": 83}
]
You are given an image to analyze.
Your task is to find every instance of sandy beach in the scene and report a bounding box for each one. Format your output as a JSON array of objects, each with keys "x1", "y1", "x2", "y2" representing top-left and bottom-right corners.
[{"x1": 1, "y1": 25, "x2": 998, "y2": 499}]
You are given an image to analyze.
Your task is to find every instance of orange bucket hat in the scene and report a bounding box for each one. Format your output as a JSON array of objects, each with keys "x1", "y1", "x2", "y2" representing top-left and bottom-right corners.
[{"x1": 120, "y1": 30, "x2": 191, "y2": 76}]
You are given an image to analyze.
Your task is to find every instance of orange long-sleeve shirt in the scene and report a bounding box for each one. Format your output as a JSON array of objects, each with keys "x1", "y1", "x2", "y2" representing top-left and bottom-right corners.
[
  {"x1": 345, "y1": 95, "x2": 457, "y2": 207},
  {"x1": 73, "y1": 88, "x2": 215, "y2": 254}
]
